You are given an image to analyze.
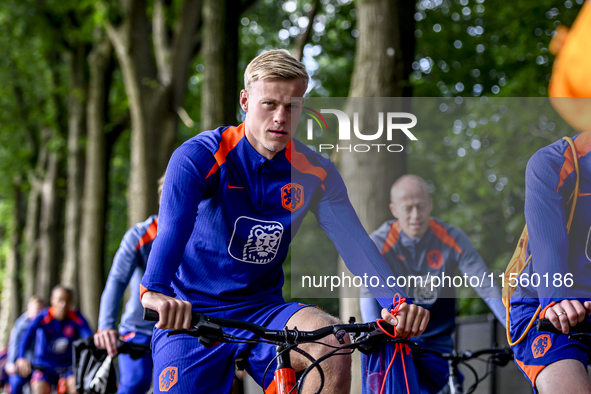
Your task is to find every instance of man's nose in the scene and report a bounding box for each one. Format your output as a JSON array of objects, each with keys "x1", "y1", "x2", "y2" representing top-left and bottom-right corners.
[{"x1": 274, "y1": 106, "x2": 287, "y2": 124}]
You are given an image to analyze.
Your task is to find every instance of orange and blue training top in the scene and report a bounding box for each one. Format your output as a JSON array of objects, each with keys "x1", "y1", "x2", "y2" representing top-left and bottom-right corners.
[
  {"x1": 512, "y1": 133, "x2": 591, "y2": 313},
  {"x1": 98, "y1": 215, "x2": 157, "y2": 337},
  {"x1": 17, "y1": 307, "x2": 92, "y2": 370},
  {"x1": 363, "y1": 217, "x2": 505, "y2": 350},
  {"x1": 141, "y1": 124, "x2": 407, "y2": 308}
]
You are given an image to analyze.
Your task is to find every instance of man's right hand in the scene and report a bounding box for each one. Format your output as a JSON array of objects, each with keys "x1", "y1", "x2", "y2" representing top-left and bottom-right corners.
[
  {"x1": 15, "y1": 358, "x2": 31, "y2": 378},
  {"x1": 94, "y1": 329, "x2": 120, "y2": 357},
  {"x1": 141, "y1": 291, "x2": 192, "y2": 330}
]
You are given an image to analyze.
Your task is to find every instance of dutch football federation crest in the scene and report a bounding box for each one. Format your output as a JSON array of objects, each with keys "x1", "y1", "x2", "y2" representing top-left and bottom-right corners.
[
  {"x1": 228, "y1": 217, "x2": 284, "y2": 264},
  {"x1": 281, "y1": 183, "x2": 304, "y2": 212},
  {"x1": 531, "y1": 334, "x2": 552, "y2": 358},
  {"x1": 52, "y1": 337, "x2": 69, "y2": 354}
]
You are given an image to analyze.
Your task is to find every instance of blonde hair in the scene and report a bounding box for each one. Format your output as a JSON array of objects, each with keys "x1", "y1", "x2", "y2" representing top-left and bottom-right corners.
[
  {"x1": 244, "y1": 49, "x2": 309, "y2": 91},
  {"x1": 28, "y1": 295, "x2": 45, "y2": 307}
]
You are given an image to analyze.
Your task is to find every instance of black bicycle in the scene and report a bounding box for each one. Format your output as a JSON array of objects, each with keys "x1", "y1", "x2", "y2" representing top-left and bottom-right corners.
[
  {"x1": 73, "y1": 337, "x2": 151, "y2": 394},
  {"x1": 143, "y1": 308, "x2": 513, "y2": 394},
  {"x1": 409, "y1": 346, "x2": 513, "y2": 394}
]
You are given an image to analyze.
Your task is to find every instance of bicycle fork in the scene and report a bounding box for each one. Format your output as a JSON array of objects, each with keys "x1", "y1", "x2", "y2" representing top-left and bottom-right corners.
[{"x1": 265, "y1": 345, "x2": 297, "y2": 394}]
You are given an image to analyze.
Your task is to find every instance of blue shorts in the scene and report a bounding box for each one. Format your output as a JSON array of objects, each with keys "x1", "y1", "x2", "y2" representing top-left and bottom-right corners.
[
  {"x1": 361, "y1": 343, "x2": 420, "y2": 394},
  {"x1": 119, "y1": 332, "x2": 153, "y2": 394},
  {"x1": 31, "y1": 368, "x2": 72, "y2": 387},
  {"x1": 151, "y1": 299, "x2": 309, "y2": 393},
  {"x1": 510, "y1": 302, "x2": 590, "y2": 393}
]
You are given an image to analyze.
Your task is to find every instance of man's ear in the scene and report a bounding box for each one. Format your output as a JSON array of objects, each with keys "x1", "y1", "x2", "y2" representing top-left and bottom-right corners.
[
  {"x1": 389, "y1": 203, "x2": 398, "y2": 219},
  {"x1": 240, "y1": 89, "x2": 248, "y2": 112}
]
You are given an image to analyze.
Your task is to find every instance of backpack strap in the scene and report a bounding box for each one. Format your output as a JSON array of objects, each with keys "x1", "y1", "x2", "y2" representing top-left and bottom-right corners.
[{"x1": 506, "y1": 136, "x2": 580, "y2": 346}]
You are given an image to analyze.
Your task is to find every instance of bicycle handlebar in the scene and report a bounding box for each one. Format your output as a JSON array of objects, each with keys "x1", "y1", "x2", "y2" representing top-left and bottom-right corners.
[
  {"x1": 143, "y1": 308, "x2": 398, "y2": 345},
  {"x1": 73, "y1": 336, "x2": 151, "y2": 358}
]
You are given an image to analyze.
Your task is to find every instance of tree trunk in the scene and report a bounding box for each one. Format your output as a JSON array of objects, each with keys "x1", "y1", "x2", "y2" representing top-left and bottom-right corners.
[
  {"x1": 201, "y1": 0, "x2": 240, "y2": 130},
  {"x1": 62, "y1": 44, "x2": 88, "y2": 293},
  {"x1": 338, "y1": 0, "x2": 416, "y2": 391},
  {"x1": 107, "y1": 0, "x2": 160, "y2": 227},
  {"x1": 78, "y1": 38, "x2": 112, "y2": 330},
  {"x1": 22, "y1": 173, "x2": 42, "y2": 303},
  {"x1": 36, "y1": 135, "x2": 62, "y2": 302},
  {"x1": 107, "y1": 0, "x2": 202, "y2": 227},
  {"x1": 0, "y1": 180, "x2": 26, "y2": 347}
]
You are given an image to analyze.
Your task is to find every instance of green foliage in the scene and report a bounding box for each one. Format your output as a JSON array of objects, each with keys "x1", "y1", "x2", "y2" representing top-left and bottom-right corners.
[{"x1": 412, "y1": 0, "x2": 582, "y2": 97}]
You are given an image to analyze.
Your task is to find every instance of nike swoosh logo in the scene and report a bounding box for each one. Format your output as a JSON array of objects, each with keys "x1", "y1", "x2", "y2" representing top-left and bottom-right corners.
[{"x1": 228, "y1": 184, "x2": 245, "y2": 189}]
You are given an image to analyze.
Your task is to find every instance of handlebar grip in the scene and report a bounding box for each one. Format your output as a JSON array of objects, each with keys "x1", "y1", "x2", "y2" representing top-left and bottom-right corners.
[
  {"x1": 143, "y1": 308, "x2": 160, "y2": 322},
  {"x1": 537, "y1": 318, "x2": 591, "y2": 333},
  {"x1": 536, "y1": 319, "x2": 560, "y2": 333}
]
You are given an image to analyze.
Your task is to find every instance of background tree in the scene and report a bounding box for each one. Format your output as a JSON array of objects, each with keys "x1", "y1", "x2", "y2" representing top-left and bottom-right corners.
[
  {"x1": 104, "y1": 0, "x2": 202, "y2": 228},
  {"x1": 337, "y1": 0, "x2": 415, "y2": 389}
]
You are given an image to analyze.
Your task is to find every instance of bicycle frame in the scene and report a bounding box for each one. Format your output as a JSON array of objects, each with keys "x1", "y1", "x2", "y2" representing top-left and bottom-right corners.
[{"x1": 265, "y1": 345, "x2": 297, "y2": 394}]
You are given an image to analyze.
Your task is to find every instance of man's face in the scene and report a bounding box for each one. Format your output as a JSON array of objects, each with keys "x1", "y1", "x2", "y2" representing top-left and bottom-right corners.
[
  {"x1": 390, "y1": 182, "x2": 433, "y2": 239},
  {"x1": 50, "y1": 289, "x2": 72, "y2": 321},
  {"x1": 27, "y1": 300, "x2": 43, "y2": 319},
  {"x1": 241, "y1": 78, "x2": 306, "y2": 159}
]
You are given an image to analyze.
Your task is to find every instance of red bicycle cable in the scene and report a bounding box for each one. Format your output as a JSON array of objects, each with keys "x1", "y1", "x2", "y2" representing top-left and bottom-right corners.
[{"x1": 375, "y1": 295, "x2": 410, "y2": 394}]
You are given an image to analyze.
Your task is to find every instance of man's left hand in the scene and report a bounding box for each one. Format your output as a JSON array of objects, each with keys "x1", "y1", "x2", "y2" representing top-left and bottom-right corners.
[{"x1": 381, "y1": 304, "x2": 429, "y2": 339}]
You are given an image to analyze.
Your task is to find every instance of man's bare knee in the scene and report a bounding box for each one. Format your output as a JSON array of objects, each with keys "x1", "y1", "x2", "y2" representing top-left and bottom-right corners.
[
  {"x1": 536, "y1": 359, "x2": 591, "y2": 394},
  {"x1": 32, "y1": 381, "x2": 50, "y2": 394},
  {"x1": 286, "y1": 307, "x2": 351, "y2": 367},
  {"x1": 285, "y1": 307, "x2": 351, "y2": 393}
]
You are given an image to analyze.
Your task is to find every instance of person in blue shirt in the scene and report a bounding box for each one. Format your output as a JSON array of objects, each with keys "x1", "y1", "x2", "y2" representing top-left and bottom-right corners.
[
  {"x1": 509, "y1": 134, "x2": 591, "y2": 394},
  {"x1": 140, "y1": 49, "x2": 429, "y2": 393},
  {"x1": 359, "y1": 174, "x2": 506, "y2": 393},
  {"x1": 5, "y1": 296, "x2": 44, "y2": 394},
  {"x1": 16, "y1": 285, "x2": 92, "y2": 394},
  {"x1": 93, "y1": 177, "x2": 164, "y2": 394}
]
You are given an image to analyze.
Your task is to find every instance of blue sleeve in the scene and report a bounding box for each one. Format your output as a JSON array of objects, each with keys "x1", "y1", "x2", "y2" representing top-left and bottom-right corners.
[
  {"x1": 98, "y1": 226, "x2": 142, "y2": 331},
  {"x1": 454, "y1": 229, "x2": 506, "y2": 326},
  {"x1": 311, "y1": 164, "x2": 410, "y2": 305},
  {"x1": 484, "y1": 298, "x2": 507, "y2": 328},
  {"x1": 525, "y1": 147, "x2": 570, "y2": 311},
  {"x1": 141, "y1": 141, "x2": 216, "y2": 297},
  {"x1": 17, "y1": 314, "x2": 42, "y2": 359},
  {"x1": 7, "y1": 314, "x2": 27, "y2": 363},
  {"x1": 359, "y1": 287, "x2": 383, "y2": 322}
]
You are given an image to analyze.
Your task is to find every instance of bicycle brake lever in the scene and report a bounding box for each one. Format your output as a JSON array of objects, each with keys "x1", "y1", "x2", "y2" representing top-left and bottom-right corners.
[{"x1": 570, "y1": 333, "x2": 591, "y2": 347}]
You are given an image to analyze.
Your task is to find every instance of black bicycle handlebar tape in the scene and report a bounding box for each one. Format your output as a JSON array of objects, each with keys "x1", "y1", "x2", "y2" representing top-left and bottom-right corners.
[{"x1": 536, "y1": 318, "x2": 591, "y2": 333}]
